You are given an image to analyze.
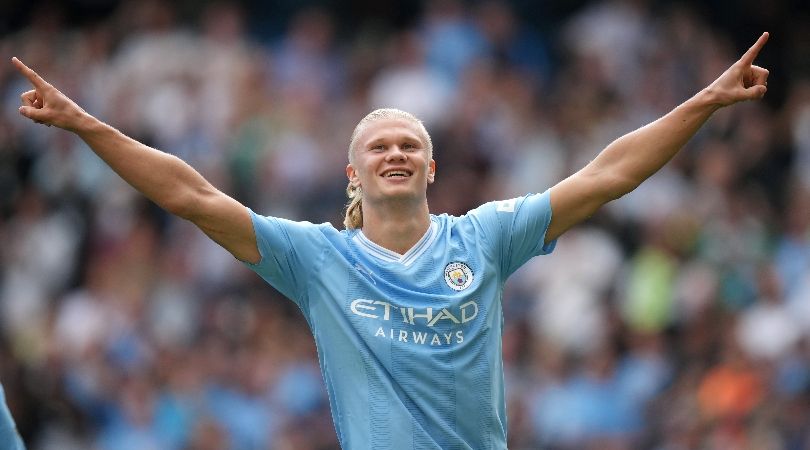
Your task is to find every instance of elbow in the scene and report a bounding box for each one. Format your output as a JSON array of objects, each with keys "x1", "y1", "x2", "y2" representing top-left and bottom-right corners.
[
  {"x1": 161, "y1": 185, "x2": 206, "y2": 220},
  {"x1": 601, "y1": 173, "x2": 641, "y2": 202},
  {"x1": 159, "y1": 159, "x2": 214, "y2": 220},
  {"x1": 165, "y1": 185, "x2": 220, "y2": 221},
  {"x1": 161, "y1": 194, "x2": 193, "y2": 219}
]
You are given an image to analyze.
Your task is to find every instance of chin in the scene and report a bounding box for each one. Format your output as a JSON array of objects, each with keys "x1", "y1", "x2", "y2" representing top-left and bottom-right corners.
[
  {"x1": 376, "y1": 186, "x2": 424, "y2": 203},
  {"x1": 383, "y1": 189, "x2": 417, "y2": 200}
]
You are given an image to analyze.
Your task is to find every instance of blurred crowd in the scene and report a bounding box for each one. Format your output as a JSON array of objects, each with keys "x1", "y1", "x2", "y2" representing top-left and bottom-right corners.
[{"x1": 0, "y1": 0, "x2": 809, "y2": 449}]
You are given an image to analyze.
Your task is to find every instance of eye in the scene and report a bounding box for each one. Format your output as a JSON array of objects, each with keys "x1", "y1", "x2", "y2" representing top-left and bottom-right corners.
[
  {"x1": 402, "y1": 142, "x2": 416, "y2": 150},
  {"x1": 370, "y1": 144, "x2": 385, "y2": 152}
]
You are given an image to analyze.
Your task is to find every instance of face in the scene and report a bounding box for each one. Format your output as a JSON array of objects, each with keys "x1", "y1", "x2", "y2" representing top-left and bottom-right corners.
[{"x1": 346, "y1": 118, "x2": 436, "y2": 205}]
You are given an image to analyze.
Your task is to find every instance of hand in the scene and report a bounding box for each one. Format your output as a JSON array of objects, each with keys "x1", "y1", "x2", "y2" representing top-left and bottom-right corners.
[
  {"x1": 11, "y1": 57, "x2": 88, "y2": 131},
  {"x1": 706, "y1": 32, "x2": 770, "y2": 107}
]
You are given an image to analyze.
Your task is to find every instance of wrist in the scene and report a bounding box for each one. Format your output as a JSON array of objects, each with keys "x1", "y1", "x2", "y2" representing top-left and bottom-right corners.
[
  {"x1": 696, "y1": 86, "x2": 728, "y2": 112},
  {"x1": 70, "y1": 111, "x2": 101, "y2": 135}
]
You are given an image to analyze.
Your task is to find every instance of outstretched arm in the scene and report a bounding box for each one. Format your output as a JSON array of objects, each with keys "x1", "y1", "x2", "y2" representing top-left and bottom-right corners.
[
  {"x1": 12, "y1": 57, "x2": 260, "y2": 264},
  {"x1": 546, "y1": 32, "x2": 770, "y2": 243}
]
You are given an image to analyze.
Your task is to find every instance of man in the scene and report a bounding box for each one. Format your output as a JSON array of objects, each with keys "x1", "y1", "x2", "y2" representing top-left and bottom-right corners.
[
  {"x1": 0, "y1": 384, "x2": 25, "y2": 450},
  {"x1": 11, "y1": 31, "x2": 769, "y2": 449}
]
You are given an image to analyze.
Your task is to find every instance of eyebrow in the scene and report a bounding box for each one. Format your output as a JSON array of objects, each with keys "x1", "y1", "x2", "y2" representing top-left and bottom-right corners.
[{"x1": 365, "y1": 135, "x2": 423, "y2": 148}]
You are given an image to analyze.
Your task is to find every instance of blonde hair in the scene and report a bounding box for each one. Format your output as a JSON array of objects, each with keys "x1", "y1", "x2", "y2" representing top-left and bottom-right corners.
[{"x1": 343, "y1": 108, "x2": 433, "y2": 229}]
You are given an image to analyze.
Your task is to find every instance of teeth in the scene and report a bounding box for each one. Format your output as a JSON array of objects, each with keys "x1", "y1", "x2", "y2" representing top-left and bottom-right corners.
[{"x1": 384, "y1": 171, "x2": 409, "y2": 178}]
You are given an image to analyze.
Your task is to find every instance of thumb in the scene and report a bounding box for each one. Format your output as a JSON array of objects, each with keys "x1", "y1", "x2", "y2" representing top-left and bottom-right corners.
[{"x1": 19, "y1": 106, "x2": 48, "y2": 122}]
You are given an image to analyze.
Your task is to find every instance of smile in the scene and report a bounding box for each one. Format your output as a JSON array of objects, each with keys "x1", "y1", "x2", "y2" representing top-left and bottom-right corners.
[{"x1": 381, "y1": 169, "x2": 413, "y2": 178}]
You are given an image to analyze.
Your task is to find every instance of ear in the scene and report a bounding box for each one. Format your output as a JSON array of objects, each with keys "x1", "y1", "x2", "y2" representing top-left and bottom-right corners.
[
  {"x1": 427, "y1": 159, "x2": 436, "y2": 184},
  {"x1": 346, "y1": 163, "x2": 360, "y2": 187}
]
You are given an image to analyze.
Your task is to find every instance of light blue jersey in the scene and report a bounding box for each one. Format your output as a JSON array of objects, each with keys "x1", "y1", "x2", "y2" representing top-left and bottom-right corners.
[
  {"x1": 245, "y1": 190, "x2": 556, "y2": 449},
  {"x1": 0, "y1": 384, "x2": 25, "y2": 450}
]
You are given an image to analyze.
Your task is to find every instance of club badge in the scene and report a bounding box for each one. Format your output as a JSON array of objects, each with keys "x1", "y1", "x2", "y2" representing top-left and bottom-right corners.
[{"x1": 444, "y1": 262, "x2": 474, "y2": 291}]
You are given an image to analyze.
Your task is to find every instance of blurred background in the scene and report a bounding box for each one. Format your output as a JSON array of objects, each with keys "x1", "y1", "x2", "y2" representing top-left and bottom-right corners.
[{"x1": 0, "y1": 0, "x2": 809, "y2": 448}]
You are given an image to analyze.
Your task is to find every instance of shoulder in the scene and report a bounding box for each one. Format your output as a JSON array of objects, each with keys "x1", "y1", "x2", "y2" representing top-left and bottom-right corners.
[
  {"x1": 452, "y1": 190, "x2": 554, "y2": 237},
  {"x1": 249, "y1": 209, "x2": 342, "y2": 245},
  {"x1": 457, "y1": 195, "x2": 531, "y2": 224},
  {"x1": 249, "y1": 209, "x2": 335, "y2": 231}
]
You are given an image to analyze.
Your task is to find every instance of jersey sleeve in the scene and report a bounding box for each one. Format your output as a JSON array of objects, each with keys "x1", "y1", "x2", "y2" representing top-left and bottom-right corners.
[
  {"x1": 467, "y1": 189, "x2": 557, "y2": 278},
  {"x1": 242, "y1": 208, "x2": 325, "y2": 310},
  {"x1": 0, "y1": 384, "x2": 25, "y2": 450}
]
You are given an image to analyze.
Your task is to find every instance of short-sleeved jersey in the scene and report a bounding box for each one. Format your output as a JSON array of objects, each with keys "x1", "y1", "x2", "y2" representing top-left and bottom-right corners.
[
  {"x1": 245, "y1": 191, "x2": 556, "y2": 449},
  {"x1": 0, "y1": 384, "x2": 25, "y2": 450}
]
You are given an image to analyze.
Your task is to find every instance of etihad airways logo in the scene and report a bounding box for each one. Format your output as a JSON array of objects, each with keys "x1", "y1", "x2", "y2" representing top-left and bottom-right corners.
[
  {"x1": 350, "y1": 299, "x2": 478, "y2": 326},
  {"x1": 349, "y1": 299, "x2": 479, "y2": 346}
]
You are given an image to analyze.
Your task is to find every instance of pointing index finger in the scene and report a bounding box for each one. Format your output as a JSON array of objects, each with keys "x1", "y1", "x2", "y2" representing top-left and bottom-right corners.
[
  {"x1": 740, "y1": 32, "x2": 769, "y2": 66},
  {"x1": 11, "y1": 57, "x2": 50, "y2": 89}
]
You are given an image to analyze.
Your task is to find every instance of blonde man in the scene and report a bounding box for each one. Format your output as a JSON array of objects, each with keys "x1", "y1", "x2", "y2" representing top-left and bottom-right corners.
[{"x1": 11, "y1": 32, "x2": 769, "y2": 449}]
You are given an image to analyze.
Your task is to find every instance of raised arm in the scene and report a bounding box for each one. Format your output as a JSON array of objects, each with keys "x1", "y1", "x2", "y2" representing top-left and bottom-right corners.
[
  {"x1": 12, "y1": 57, "x2": 260, "y2": 263},
  {"x1": 545, "y1": 32, "x2": 770, "y2": 243}
]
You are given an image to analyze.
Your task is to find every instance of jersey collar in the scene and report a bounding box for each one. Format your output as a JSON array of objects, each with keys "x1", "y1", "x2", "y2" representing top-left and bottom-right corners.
[{"x1": 353, "y1": 218, "x2": 438, "y2": 267}]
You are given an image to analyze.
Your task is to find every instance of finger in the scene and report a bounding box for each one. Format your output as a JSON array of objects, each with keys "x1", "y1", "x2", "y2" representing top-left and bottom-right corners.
[
  {"x1": 751, "y1": 65, "x2": 769, "y2": 85},
  {"x1": 10, "y1": 57, "x2": 50, "y2": 89},
  {"x1": 744, "y1": 85, "x2": 767, "y2": 101},
  {"x1": 20, "y1": 89, "x2": 37, "y2": 106},
  {"x1": 18, "y1": 105, "x2": 49, "y2": 123},
  {"x1": 739, "y1": 32, "x2": 769, "y2": 66}
]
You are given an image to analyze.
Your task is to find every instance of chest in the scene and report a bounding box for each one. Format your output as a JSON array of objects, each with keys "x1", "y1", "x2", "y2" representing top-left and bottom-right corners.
[{"x1": 315, "y1": 242, "x2": 500, "y2": 346}]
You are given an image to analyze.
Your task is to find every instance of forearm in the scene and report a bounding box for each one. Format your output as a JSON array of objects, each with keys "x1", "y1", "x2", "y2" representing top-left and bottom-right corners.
[
  {"x1": 590, "y1": 88, "x2": 723, "y2": 198},
  {"x1": 11, "y1": 57, "x2": 261, "y2": 261},
  {"x1": 74, "y1": 113, "x2": 212, "y2": 218}
]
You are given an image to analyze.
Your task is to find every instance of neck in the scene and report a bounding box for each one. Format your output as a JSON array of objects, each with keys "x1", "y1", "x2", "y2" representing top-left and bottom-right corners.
[{"x1": 360, "y1": 199, "x2": 431, "y2": 255}]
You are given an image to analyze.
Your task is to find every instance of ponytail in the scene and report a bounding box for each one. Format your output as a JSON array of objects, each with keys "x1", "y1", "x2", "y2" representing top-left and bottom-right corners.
[{"x1": 343, "y1": 183, "x2": 363, "y2": 229}]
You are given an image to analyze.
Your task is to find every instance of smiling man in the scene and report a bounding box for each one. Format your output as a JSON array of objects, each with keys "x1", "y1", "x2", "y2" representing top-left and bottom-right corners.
[
  {"x1": 244, "y1": 107, "x2": 556, "y2": 448},
  {"x1": 344, "y1": 110, "x2": 436, "y2": 249},
  {"x1": 10, "y1": 31, "x2": 769, "y2": 449}
]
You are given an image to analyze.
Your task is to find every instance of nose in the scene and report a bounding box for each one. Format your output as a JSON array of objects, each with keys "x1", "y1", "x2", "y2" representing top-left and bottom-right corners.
[{"x1": 385, "y1": 145, "x2": 407, "y2": 161}]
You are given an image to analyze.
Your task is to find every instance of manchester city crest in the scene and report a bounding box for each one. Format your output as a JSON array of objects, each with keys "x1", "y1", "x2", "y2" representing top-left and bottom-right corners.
[{"x1": 444, "y1": 262, "x2": 474, "y2": 291}]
